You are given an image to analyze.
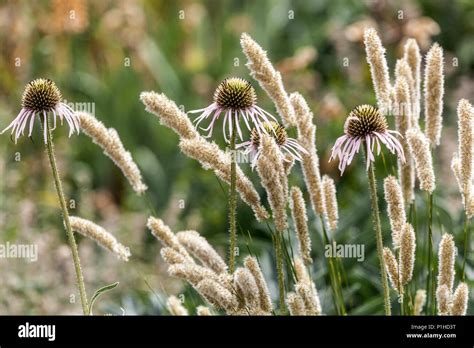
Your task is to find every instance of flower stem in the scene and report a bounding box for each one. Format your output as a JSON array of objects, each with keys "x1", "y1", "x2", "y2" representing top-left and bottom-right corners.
[
  {"x1": 365, "y1": 155, "x2": 391, "y2": 315},
  {"x1": 462, "y1": 216, "x2": 471, "y2": 281},
  {"x1": 44, "y1": 116, "x2": 89, "y2": 315},
  {"x1": 425, "y1": 192, "x2": 435, "y2": 315},
  {"x1": 273, "y1": 232, "x2": 286, "y2": 314},
  {"x1": 228, "y1": 120, "x2": 237, "y2": 273}
]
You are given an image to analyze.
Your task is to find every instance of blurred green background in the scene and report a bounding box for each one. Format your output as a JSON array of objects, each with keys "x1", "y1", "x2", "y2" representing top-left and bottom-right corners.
[{"x1": 0, "y1": 0, "x2": 473, "y2": 315}]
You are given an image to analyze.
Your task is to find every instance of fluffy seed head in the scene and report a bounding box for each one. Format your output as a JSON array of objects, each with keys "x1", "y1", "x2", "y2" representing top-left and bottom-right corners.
[
  {"x1": 399, "y1": 223, "x2": 416, "y2": 286},
  {"x1": 406, "y1": 128, "x2": 435, "y2": 193},
  {"x1": 286, "y1": 292, "x2": 306, "y2": 315},
  {"x1": 451, "y1": 282, "x2": 469, "y2": 316},
  {"x1": 383, "y1": 247, "x2": 400, "y2": 293},
  {"x1": 251, "y1": 121, "x2": 287, "y2": 148},
  {"x1": 436, "y1": 284, "x2": 451, "y2": 315},
  {"x1": 213, "y1": 77, "x2": 256, "y2": 110},
  {"x1": 414, "y1": 289, "x2": 426, "y2": 315},
  {"x1": 290, "y1": 186, "x2": 312, "y2": 264},
  {"x1": 383, "y1": 175, "x2": 406, "y2": 249},
  {"x1": 22, "y1": 78, "x2": 62, "y2": 112},
  {"x1": 166, "y1": 296, "x2": 188, "y2": 316},
  {"x1": 244, "y1": 256, "x2": 273, "y2": 313},
  {"x1": 344, "y1": 105, "x2": 388, "y2": 137},
  {"x1": 438, "y1": 233, "x2": 456, "y2": 294},
  {"x1": 322, "y1": 175, "x2": 339, "y2": 231}
]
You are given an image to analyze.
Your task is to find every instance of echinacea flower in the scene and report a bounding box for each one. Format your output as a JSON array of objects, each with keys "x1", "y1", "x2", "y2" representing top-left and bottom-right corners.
[
  {"x1": 188, "y1": 77, "x2": 277, "y2": 142},
  {"x1": 330, "y1": 105, "x2": 405, "y2": 174},
  {"x1": 1, "y1": 78, "x2": 80, "y2": 144},
  {"x1": 238, "y1": 121, "x2": 307, "y2": 168}
]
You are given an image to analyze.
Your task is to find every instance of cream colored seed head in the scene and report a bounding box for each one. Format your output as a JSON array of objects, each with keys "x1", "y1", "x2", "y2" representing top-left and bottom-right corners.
[
  {"x1": 286, "y1": 292, "x2": 306, "y2": 316},
  {"x1": 240, "y1": 32, "x2": 296, "y2": 127},
  {"x1": 451, "y1": 282, "x2": 469, "y2": 316},
  {"x1": 383, "y1": 247, "x2": 400, "y2": 293},
  {"x1": 363, "y1": 28, "x2": 391, "y2": 113},
  {"x1": 383, "y1": 175, "x2": 406, "y2": 249},
  {"x1": 399, "y1": 223, "x2": 416, "y2": 286},
  {"x1": 140, "y1": 91, "x2": 198, "y2": 140},
  {"x1": 78, "y1": 112, "x2": 147, "y2": 195},
  {"x1": 290, "y1": 186, "x2": 312, "y2": 264},
  {"x1": 406, "y1": 128, "x2": 435, "y2": 193},
  {"x1": 423, "y1": 43, "x2": 444, "y2": 147},
  {"x1": 166, "y1": 296, "x2": 188, "y2": 316},
  {"x1": 196, "y1": 278, "x2": 238, "y2": 313},
  {"x1": 244, "y1": 256, "x2": 273, "y2": 313},
  {"x1": 234, "y1": 267, "x2": 260, "y2": 312},
  {"x1": 414, "y1": 289, "x2": 426, "y2": 315},
  {"x1": 177, "y1": 230, "x2": 227, "y2": 274},
  {"x1": 168, "y1": 263, "x2": 220, "y2": 287},
  {"x1": 436, "y1": 284, "x2": 451, "y2": 316},
  {"x1": 437, "y1": 233, "x2": 456, "y2": 294},
  {"x1": 403, "y1": 38, "x2": 421, "y2": 126},
  {"x1": 457, "y1": 99, "x2": 474, "y2": 197},
  {"x1": 69, "y1": 216, "x2": 130, "y2": 261},
  {"x1": 196, "y1": 306, "x2": 212, "y2": 316},
  {"x1": 322, "y1": 175, "x2": 339, "y2": 232}
]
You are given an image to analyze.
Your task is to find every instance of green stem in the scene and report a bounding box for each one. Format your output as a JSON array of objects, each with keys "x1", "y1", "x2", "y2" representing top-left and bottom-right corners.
[
  {"x1": 425, "y1": 192, "x2": 434, "y2": 315},
  {"x1": 273, "y1": 232, "x2": 286, "y2": 314},
  {"x1": 366, "y1": 155, "x2": 391, "y2": 315},
  {"x1": 228, "y1": 119, "x2": 237, "y2": 273},
  {"x1": 44, "y1": 116, "x2": 89, "y2": 315},
  {"x1": 462, "y1": 216, "x2": 471, "y2": 281},
  {"x1": 320, "y1": 216, "x2": 346, "y2": 315}
]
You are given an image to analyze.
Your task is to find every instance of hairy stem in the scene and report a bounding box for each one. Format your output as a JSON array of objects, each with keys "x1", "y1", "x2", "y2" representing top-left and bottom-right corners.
[
  {"x1": 44, "y1": 116, "x2": 89, "y2": 315},
  {"x1": 462, "y1": 216, "x2": 471, "y2": 281},
  {"x1": 366, "y1": 156, "x2": 391, "y2": 315},
  {"x1": 273, "y1": 232, "x2": 286, "y2": 314},
  {"x1": 228, "y1": 119, "x2": 237, "y2": 273}
]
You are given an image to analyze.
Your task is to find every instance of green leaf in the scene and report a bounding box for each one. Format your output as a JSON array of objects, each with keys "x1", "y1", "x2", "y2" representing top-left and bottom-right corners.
[{"x1": 88, "y1": 282, "x2": 119, "y2": 315}]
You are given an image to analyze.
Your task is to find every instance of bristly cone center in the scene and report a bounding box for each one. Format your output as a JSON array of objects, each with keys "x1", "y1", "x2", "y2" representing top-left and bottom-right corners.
[
  {"x1": 251, "y1": 121, "x2": 287, "y2": 148},
  {"x1": 344, "y1": 104, "x2": 388, "y2": 137},
  {"x1": 214, "y1": 77, "x2": 257, "y2": 110},
  {"x1": 22, "y1": 78, "x2": 62, "y2": 112}
]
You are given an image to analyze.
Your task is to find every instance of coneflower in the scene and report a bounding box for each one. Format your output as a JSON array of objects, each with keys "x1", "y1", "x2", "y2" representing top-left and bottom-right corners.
[
  {"x1": 1, "y1": 78, "x2": 79, "y2": 143},
  {"x1": 423, "y1": 43, "x2": 444, "y2": 147},
  {"x1": 2, "y1": 79, "x2": 88, "y2": 314},
  {"x1": 237, "y1": 121, "x2": 307, "y2": 169},
  {"x1": 364, "y1": 28, "x2": 392, "y2": 113},
  {"x1": 188, "y1": 77, "x2": 276, "y2": 142},
  {"x1": 330, "y1": 105, "x2": 405, "y2": 174}
]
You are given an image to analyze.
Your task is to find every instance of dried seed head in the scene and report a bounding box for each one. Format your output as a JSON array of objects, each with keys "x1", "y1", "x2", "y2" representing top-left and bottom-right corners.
[
  {"x1": 436, "y1": 284, "x2": 451, "y2": 316},
  {"x1": 451, "y1": 282, "x2": 469, "y2": 316},
  {"x1": 22, "y1": 78, "x2": 62, "y2": 112},
  {"x1": 344, "y1": 105, "x2": 388, "y2": 137},
  {"x1": 406, "y1": 128, "x2": 435, "y2": 193},
  {"x1": 290, "y1": 186, "x2": 312, "y2": 264},
  {"x1": 383, "y1": 175, "x2": 406, "y2": 249},
  {"x1": 423, "y1": 43, "x2": 444, "y2": 147},
  {"x1": 177, "y1": 230, "x2": 227, "y2": 274},
  {"x1": 160, "y1": 247, "x2": 188, "y2": 265},
  {"x1": 168, "y1": 263, "x2": 219, "y2": 286},
  {"x1": 457, "y1": 99, "x2": 474, "y2": 196},
  {"x1": 244, "y1": 256, "x2": 273, "y2": 313},
  {"x1": 322, "y1": 175, "x2": 339, "y2": 231},
  {"x1": 363, "y1": 28, "x2": 391, "y2": 112},
  {"x1": 166, "y1": 296, "x2": 188, "y2": 316},
  {"x1": 414, "y1": 289, "x2": 426, "y2": 315},
  {"x1": 234, "y1": 267, "x2": 260, "y2": 312},
  {"x1": 383, "y1": 247, "x2": 400, "y2": 293},
  {"x1": 196, "y1": 278, "x2": 238, "y2": 312},
  {"x1": 251, "y1": 121, "x2": 287, "y2": 148},
  {"x1": 196, "y1": 306, "x2": 212, "y2": 316},
  {"x1": 213, "y1": 77, "x2": 256, "y2": 110},
  {"x1": 69, "y1": 216, "x2": 130, "y2": 261},
  {"x1": 438, "y1": 233, "x2": 456, "y2": 294},
  {"x1": 399, "y1": 223, "x2": 416, "y2": 286},
  {"x1": 286, "y1": 292, "x2": 306, "y2": 316},
  {"x1": 295, "y1": 283, "x2": 321, "y2": 315}
]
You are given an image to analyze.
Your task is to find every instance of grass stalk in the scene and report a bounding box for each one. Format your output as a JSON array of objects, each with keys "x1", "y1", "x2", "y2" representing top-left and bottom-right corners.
[{"x1": 228, "y1": 120, "x2": 237, "y2": 273}]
